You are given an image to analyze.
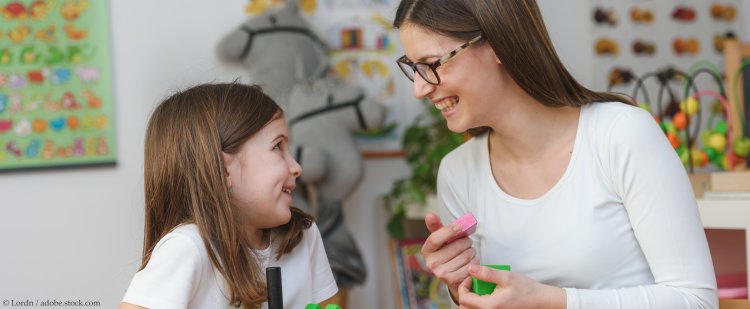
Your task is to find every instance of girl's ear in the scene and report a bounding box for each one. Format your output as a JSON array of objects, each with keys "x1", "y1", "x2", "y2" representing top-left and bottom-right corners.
[
  {"x1": 495, "y1": 55, "x2": 502, "y2": 65},
  {"x1": 222, "y1": 152, "x2": 235, "y2": 180}
]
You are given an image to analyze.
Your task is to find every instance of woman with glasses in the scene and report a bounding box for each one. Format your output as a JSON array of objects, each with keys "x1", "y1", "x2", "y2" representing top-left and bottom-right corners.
[{"x1": 393, "y1": 0, "x2": 718, "y2": 308}]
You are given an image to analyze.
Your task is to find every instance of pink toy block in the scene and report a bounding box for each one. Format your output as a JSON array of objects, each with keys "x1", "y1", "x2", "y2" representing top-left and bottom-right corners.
[{"x1": 446, "y1": 212, "x2": 477, "y2": 243}]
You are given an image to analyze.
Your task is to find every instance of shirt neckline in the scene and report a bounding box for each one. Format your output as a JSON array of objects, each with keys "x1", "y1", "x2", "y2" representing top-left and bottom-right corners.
[{"x1": 482, "y1": 105, "x2": 588, "y2": 205}]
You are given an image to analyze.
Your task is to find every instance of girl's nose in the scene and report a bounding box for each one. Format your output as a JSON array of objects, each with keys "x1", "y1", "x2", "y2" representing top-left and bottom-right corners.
[{"x1": 289, "y1": 157, "x2": 302, "y2": 177}]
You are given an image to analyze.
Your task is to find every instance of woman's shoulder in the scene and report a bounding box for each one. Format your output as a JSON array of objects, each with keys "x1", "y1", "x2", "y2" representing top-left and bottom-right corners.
[
  {"x1": 585, "y1": 101, "x2": 650, "y2": 119},
  {"x1": 583, "y1": 101, "x2": 655, "y2": 133}
]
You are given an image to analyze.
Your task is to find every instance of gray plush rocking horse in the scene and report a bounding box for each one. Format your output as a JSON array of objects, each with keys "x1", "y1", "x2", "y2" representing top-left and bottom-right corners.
[{"x1": 217, "y1": 1, "x2": 386, "y2": 301}]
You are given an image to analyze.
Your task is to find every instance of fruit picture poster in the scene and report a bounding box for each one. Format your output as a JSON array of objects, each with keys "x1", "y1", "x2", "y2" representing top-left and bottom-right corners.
[
  {"x1": 0, "y1": 0, "x2": 116, "y2": 171},
  {"x1": 591, "y1": 0, "x2": 742, "y2": 92}
]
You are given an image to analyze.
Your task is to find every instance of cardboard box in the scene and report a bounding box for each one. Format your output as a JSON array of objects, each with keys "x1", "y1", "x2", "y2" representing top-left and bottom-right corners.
[
  {"x1": 711, "y1": 171, "x2": 750, "y2": 192},
  {"x1": 689, "y1": 171, "x2": 750, "y2": 198}
]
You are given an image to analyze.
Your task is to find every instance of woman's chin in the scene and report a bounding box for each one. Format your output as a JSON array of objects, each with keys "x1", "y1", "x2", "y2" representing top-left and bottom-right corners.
[{"x1": 446, "y1": 121, "x2": 465, "y2": 134}]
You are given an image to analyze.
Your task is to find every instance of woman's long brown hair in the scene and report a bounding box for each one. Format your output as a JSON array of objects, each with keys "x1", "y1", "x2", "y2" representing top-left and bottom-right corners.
[
  {"x1": 394, "y1": 0, "x2": 634, "y2": 135},
  {"x1": 142, "y1": 82, "x2": 313, "y2": 308}
]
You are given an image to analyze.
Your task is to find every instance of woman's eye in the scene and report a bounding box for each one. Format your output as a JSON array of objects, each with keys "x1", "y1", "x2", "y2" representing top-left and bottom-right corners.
[{"x1": 273, "y1": 142, "x2": 282, "y2": 151}]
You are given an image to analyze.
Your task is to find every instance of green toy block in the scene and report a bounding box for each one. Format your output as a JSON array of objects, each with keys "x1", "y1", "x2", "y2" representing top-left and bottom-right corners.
[
  {"x1": 471, "y1": 264, "x2": 511, "y2": 296},
  {"x1": 304, "y1": 304, "x2": 342, "y2": 309}
]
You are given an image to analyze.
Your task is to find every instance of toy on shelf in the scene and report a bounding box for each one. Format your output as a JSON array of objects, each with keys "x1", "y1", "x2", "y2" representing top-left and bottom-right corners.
[
  {"x1": 683, "y1": 61, "x2": 750, "y2": 170},
  {"x1": 626, "y1": 64, "x2": 749, "y2": 172},
  {"x1": 728, "y1": 58, "x2": 750, "y2": 166},
  {"x1": 690, "y1": 90, "x2": 739, "y2": 169}
]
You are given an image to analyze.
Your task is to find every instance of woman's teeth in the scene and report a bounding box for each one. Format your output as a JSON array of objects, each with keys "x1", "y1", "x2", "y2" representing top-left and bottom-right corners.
[{"x1": 436, "y1": 98, "x2": 458, "y2": 111}]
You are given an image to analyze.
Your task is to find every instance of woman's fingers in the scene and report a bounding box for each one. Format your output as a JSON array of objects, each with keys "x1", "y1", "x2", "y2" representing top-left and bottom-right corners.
[
  {"x1": 458, "y1": 266, "x2": 512, "y2": 308},
  {"x1": 431, "y1": 247, "x2": 477, "y2": 286},
  {"x1": 424, "y1": 212, "x2": 444, "y2": 232},
  {"x1": 422, "y1": 222, "x2": 463, "y2": 254},
  {"x1": 421, "y1": 213, "x2": 479, "y2": 291},
  {"x1": 468, "y1": 264, "x2": 510, "y2": 288},
  {"x1": 457, "y1": 275, "x2": 489, "y2": 309},
  {"x1": 458, "y1": 275, "x2": 473, "y2": 294},
  {"x1": 438, "y1": 246, "x2": 477, "y2": 273},
  {"x1": 424, "y1": 237, "x2": 472, "y2": 269},
  {"x1": 422, "y1": 237, "x2": 475, "y2": 287}
]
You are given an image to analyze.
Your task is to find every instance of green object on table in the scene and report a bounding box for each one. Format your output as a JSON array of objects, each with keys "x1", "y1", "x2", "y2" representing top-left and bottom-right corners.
[
  {"x1": 304, "y1": 305, "x2": 342, "y2": 309},
  {"x1": 472, "y1": 264, "x2": 511, "y2": 295}
]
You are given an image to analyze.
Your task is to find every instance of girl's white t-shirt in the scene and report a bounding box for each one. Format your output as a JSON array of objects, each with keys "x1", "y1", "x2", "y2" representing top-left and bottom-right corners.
[{"x1": 122, "y1": 223, "x2": 337, "y2": 309}]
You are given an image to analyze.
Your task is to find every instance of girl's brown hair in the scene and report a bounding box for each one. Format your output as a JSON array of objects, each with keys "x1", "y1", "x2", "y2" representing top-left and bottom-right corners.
[
  {"x1": 394, "y1": 0, "x2": 633, "y2": 135},
  {"x1": 142, "y1": 82, "x2": 313, "y2": 308}
]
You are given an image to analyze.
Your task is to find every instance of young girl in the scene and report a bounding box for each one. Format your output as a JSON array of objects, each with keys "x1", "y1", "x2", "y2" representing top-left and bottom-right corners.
[{"x1": 120, "y1": 83, "x2": 338, "y2": 309}]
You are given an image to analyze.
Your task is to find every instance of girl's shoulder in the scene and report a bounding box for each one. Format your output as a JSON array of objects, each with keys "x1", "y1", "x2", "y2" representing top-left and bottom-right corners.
[
  {"x1": 270, "y1": 221, "x2": 321, "y2": 253},
  {"x1": 161, "y1": 223, "x2": 202, "y2": 243},
  {"x1": 123, "y1": 225, "x2": 218, "y2": 308},
  {"x1": 152, "y1": 223, "x2": 207, "y2": 260},
  {"x1": 296, "y1": 222, "x2": 322, "y2": 248}
]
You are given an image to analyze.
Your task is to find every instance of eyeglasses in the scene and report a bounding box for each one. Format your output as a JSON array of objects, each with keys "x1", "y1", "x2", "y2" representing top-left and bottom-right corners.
[{"x1": 397, "y1": 35, "x2": 484, "y2": 85}]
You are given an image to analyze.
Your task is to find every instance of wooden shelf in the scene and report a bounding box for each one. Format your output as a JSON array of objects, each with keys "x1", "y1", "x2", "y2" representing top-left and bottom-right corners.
[
  {"x1": 698, "y1": 199, "x2": 750, "y2": 300},
  {"x1": 699, "y1": 199, "x2": 750, "y2": 229}
]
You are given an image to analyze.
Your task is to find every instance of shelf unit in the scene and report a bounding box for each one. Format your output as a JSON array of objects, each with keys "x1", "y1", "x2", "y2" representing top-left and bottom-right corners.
[{"x1": 698, "y1": 199, "x2": 750, "y2": 299}]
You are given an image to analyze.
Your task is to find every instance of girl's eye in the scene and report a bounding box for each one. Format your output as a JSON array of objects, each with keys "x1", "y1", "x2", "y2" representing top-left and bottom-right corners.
[{"x1": 273, "y1": 142, "x2": 282, "y2": 151}]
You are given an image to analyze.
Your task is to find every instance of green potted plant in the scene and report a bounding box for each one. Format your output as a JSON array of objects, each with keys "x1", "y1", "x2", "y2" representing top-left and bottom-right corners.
[{"x1": 384, "y1": 101, "x2": 465, "y2": 239}]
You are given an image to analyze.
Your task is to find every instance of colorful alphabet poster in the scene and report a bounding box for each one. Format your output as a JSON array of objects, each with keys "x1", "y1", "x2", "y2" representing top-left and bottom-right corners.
[{"x1": 0, "y1": 0, "x2": 116, "y2": 171}]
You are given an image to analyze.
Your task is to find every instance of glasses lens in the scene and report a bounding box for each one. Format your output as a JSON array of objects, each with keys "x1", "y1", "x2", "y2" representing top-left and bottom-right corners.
[
  {"x1": 415, "y1": 64, "x2": 439, "y2": 85},
  {"x1": 397, "y1": 60, "x2": 415, "y2": 81}
]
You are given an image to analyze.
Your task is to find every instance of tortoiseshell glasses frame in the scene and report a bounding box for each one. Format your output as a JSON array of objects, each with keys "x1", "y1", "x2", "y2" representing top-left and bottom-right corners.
[{"x1": 396, "y1": 35, "x2": 484, "y2": 85}]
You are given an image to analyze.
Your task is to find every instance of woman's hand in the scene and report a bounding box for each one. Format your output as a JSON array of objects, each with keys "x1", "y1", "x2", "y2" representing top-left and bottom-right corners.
[
  {"x1": 457, "y1": 265, "x2": 566, "y2": 309},
  {"x1": 422, "y1": 212, "x2": 480, "y2": 302}
]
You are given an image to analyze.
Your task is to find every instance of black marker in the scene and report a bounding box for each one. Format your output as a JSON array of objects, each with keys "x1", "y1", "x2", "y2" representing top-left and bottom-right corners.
[{"x1": 266, "y1": 267, "x2": 283, "y2": 309}]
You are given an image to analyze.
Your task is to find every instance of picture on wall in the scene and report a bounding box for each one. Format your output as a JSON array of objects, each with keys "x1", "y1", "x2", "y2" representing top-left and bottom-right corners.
[
  {"x1": 590, "y1": 0, "x2": 741, "y2": 92},
  {"x1": 244, "y1": 0, "x2": 424, "y2": 155},
  {"x1": 590, "y1": 0, "x2": 749, "y2": 172},
  {"x1": 0, "y1": 0, "x2": 116, "y2": 171}
]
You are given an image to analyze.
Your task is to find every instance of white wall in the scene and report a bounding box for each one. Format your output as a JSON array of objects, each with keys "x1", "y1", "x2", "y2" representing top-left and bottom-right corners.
[
  {"x1": 0, "y1": 0, "x2": 249, "y2": 307},
  {"x1": 1, "y1": 1, "x2": 748, "y2": 308},
  {"x1": 537, "y1": 0, "x2": 592, "y2": 87}
]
